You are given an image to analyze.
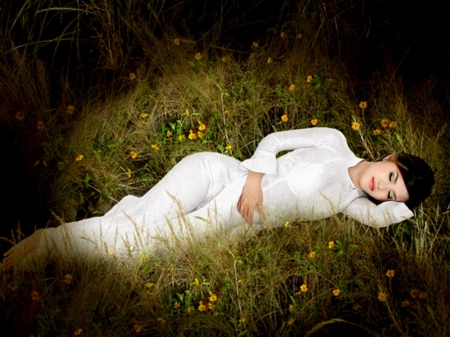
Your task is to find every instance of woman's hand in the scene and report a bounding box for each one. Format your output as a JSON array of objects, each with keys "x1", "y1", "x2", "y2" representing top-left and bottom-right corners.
[{"x1": 237, "y1": 171, "x2": 264, "y2": 223}]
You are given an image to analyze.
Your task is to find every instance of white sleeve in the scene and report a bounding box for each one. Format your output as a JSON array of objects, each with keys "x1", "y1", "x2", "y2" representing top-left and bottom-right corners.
[
  {"x1": 341, "y1": 198, "x2": 414, "y2": 228},
  {"x1": 240, "y1": 127, "x2": 346, "y2": 175}
]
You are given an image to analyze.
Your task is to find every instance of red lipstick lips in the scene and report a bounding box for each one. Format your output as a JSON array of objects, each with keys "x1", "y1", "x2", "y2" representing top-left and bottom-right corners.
[{"x1": 370, "y1": 177, "x2": 374, "y2": 191}]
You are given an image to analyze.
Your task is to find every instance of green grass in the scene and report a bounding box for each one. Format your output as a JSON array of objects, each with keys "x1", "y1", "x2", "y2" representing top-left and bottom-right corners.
[{"x1": 1, "y1": 0, "x2": 449, "y2": 336}]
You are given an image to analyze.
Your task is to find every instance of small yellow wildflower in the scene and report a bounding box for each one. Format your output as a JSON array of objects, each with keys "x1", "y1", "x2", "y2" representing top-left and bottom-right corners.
[
  {"x1": 67, "y1": 105, "x2": 75, "y2": 115},
  {"x1": 359, "y1": 101, "x2": 368, "y2": 109},
  {"x1": 287, "y1": 318, "x2": 295, "y2": 326},
  {"x1": 239, "y1": 317, "x2": 246, "y2": 324},
  {"x1": 178, "y1": 135, "x2": 184, "y2": 141},
  {"x1": 280, "y1": 32, "x2": 286, "y2": 39},
  {"x1": 373, "y1": 129, "x2": 381, "y2": 136},
  {"x1": 195, "y1": 278, "x2": 200, "y2": 286},
  {"x1": 188, "y1": 130, "x2": 197, "y2": 140},
  {"x1": 195, "y1": 52, "x2": 203, "y2": 61},
  {"x1": 224, "y1": 109, "x2": 230, "y2": 114},
  {"x1": 237, "y1": 279, "x2": 244, "y2": 283},
  {"x1": 289, "y1": 304, "x2": 294, "y2": 313},
  {"x1": 333, "y1": 289, "x2": 341, "y2": 297},
  {"x1": 401, "y1": 300, "x2": 411, "y2": 307},
  {"x1": 130, "y1": 151, "x2": 138, "y2": 159},
  {"x1": 328, "y1": 241, "x2": 335, "y2": 249},
  {"x1": 296, "y1": 33, "x2": 303, "y2": 39},
  {"x1": 221, "y1": 56, "x2": 228, "y2": 63},
  {"x1": 185, "y1": 108, "x2": 190, "y2": 116},
  {"x1": 300, "y1": 284, "x2": 308, "y2": 292},
  {"x1": 134, "y1": 324, "x2": 142, "y2": 333},
  {"x1": 64, "y1": 274, "x2": 73, "y2": 285},
  {"x1": 37, "y1": 121, "x2": 45, "y2": 130},
  {"x1": 281, "y1": 114, "x2": 288, "y2": 122},
  {"x1": 75, "y1": 155, "x2": 84, "y2": 162},
  {"x1": 198, "y1": 122, "x2": 206, "y2": 131},
  {"x1": 351, "y1": 121, "x2": 360, "y2": 131},
  {"x1": 208, "y1": 302, "x2": 215, "y2": 310},
  {"x1": 309, "y1": 251, "x2": 316, "y2": 258},
  {"x1": 107, "y1": 247, "x2": 115, "y2": 255},
  {"x1": 198, "y1": 302, "x2": 207, "y2": 312},
  {"x1": 174, "y1": 302, "x2": 180, "y2": 309},
  {"x1": 129, "y1": 72, "x2": 136, "y2": 80},
  {"x1": 381, "y1": 119, "x2": 389, "y2": 128},
  {"x1": 157, "y1": 317, "x2": 166, "y2": 324},
  {"x1": 127, "y1": 169, "x2": 132, "y2": 178},
  {"x1": 74, "y1": 328, "x2": 83, "y2": 336},
  {"x1": 289, "y1": 84, "x2": 296, "y2": 92},
  {"x1": 151, "y1": 144, "x2": 160, "y2": 151},
  {"x1": 419, "y1": 292, "x2": 428, "y2": 299},
  {"x1": 139, "y1": 113, "x2": 149, "y2": 119},
  {"x1": 225, "y1": 144, "x2": 232, "y2": 151},
  {"x1": 386, "y1": 269, "x2": 395, "y2": 278},
  {"x1": 166, "y1": 130, "x2": 172, "y2": 137},
  {"x1": 209, "y1": 293, "x2": 218, "y2": 302},
  {"x1": 7, "y1": 283, "x2": 18, "y2": 291},
  {"x1": 389, "y1": 121, "x2": 398, "y2": 128},
  {"x1": 197, "y1": 131, "x2": 204, "y2": 138},
  {"x1": 15, "y1": 112, "x2": 25, "y2": 120},
  {"x1": 186, "y1": 306, "x2": 192, "y2": 313},
  {"x1": 378, "y1": 292, "x2": 388, "y2": 302},
  {"x1": 31, "y1": 291, "x2": 40, "y2": 301},
  {"x1": 252, "y1": 41, "x2": 259, "y2": 47},
  {"x1": 144, "y1": 282, "x2": 154, "y2": 289},
  {"x1": 307, "y1": 75, "x2": 313, "y2": 83},
  {"x1": 284, "y1": 221, "x2": 290, "y2": 228},
  {"x1": 409, "y1": 289, "x2": 420, "y2": 299},
  {"x1": 267, "y1": 57, "x2": 273, "y2": 64},
  {"x1": 311, "y1": 119, "x2": 318, "y2": 126},
  {"x1": 173, "y1": 38, "x2": 180, "y2": 46}
]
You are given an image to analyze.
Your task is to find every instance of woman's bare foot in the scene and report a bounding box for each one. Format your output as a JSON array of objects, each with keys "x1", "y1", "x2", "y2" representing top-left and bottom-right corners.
[{"x1": 3, "y1": 229, "x2": 43, "y2": 271}]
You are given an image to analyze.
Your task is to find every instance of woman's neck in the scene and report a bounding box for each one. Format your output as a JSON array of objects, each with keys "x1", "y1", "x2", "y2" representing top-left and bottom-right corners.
[{"x1": 348, "y1": 160, "x2": 370, "y2": 190}]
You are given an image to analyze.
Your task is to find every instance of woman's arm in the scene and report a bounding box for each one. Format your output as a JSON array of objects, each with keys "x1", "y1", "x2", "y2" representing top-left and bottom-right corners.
[{"x1": 237, "y1": 171, "x2": 264, "y2": 223}]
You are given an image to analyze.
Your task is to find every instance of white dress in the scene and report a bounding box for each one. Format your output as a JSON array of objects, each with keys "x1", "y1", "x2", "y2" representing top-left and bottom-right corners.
[{"x1": 36, "y1": 128, "x2": 413, "y2": 260}]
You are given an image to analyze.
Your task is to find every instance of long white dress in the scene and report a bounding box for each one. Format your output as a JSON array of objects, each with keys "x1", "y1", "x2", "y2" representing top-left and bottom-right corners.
[{"x1": 35, "y1": 127, "x2": 413, "y2": 261}]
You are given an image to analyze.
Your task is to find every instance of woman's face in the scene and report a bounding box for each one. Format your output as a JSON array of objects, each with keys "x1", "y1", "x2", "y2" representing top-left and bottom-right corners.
[{"x1": 359, "y1": 157, "x2": 409, "y2": 203}]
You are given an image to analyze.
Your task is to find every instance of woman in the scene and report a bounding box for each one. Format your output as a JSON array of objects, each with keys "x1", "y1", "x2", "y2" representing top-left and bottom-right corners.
[{"x1": 3, "y1": 127, "x2": 434, "y2": 270}]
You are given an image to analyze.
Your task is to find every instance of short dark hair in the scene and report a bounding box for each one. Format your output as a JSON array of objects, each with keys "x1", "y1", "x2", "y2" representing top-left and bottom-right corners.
[{"x1": 393, "y1": 153, "x2": 434, "y2": 209}]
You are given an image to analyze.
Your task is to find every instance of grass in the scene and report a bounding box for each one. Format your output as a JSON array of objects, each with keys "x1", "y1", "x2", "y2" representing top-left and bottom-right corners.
[{"x1": 1, "y1": 0, "x2": 449, "y2": 336}]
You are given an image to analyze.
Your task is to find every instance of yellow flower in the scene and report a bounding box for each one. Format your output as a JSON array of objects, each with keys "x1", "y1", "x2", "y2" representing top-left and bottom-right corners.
[
  {"x1": 197, "y1": 131, "x2": 204, "y2": 138},
  {"x1": 140, "y1": 113, "x2": 149, "y2": 119},
  {"x1": 208, "y1": 302, "x2": 215, "y2": 310},
  {"x1": 166, "y1": 130, "x2": 172, "y2": 137},
  {"x1": 7, "y1": 283, "x2": 18, "y2": 291},
  {"x1": 31, "y1": 291, "x2": 40, "y2": 301},
  {"x1": 389, "y1": 121, "x2": 398, "y2": 128},
  {"x1": 311, "y1": 119, "x2": 318, "y2": 126},
  {"x1": 134, "y1": 324, "x2": 142, "y2": 333},
  {"x1": 381, "y1": 119, "x2": 389, "y2": 128},
  {"x1": 195, "y1": 52, "x2": 203, "y2": 61},
  {"x1": 289, "y1": 84, "x2": 296, "y2": 92},
  {"x1": 287, "y1": 318, "x2": 295, "y2": 326},
  {"x1": 351, "y1": 121, "x2": 360, "y2": 131},
  {"x1": 198, "y1": 302, "x2": 207, "y2": 312},
  {"x1": 67, "y1": 105, "x2": 75, "y2": 115},
  {"x1": 224, "y1": 109, "x2": 231, "y2": 114},
  {"x1": 151, "y1": 144, "x2": 159, "y2": 151},
  {"x1": 309, "y1": 251, "x2": 316, "y2": 258},
  {"x1": 252, "y1": 41, "x2": 259, "y2": 47},
  {"x1": 75, "y1": 155, "x2": 84, "y2": 162},
  {"x1": 284, "y1": 221, "x2": 290, "y2": 228},
  {"x1": 300, "y1": 284, "x2": 308, "y2": 292},
  {"x1": 173, "y1": 38, "x2": 180, "y2": 46},
  {"x1": 178, "y1": 135, "x2": 184, "y2": 141},
  {"x1": 239, "y1": 317, "x2": 246, "y2": 324},
  {"x1": 107, "y1": 247, "x2": 115, "y2": 255},
  {"x1": 333, "y1": 289, "x2": 341, "y2": 296},
  {"x1": 129, "y1": 72, "x2": 136, "y2": 80},
  {"x1": 185, "y1": 108, "x2": 190, "y2": 116},
  {"x1": 296, "y1": 33, "x2": 303, "y2": 39},
  {"x1": 157, "y1": 317, "x2": 166, "y2": 324},
  {"x1": 328, "y1": 241, "x2": 335, "y2": 249},
  {"x1": 419, "y1": 292, "x2": 428, "y2": 299},
  {"x1": 174, "y1": 302, "x2": 180, "y2": 309},
  {"x1": 130, "y1": 151, "x2": 138, "y2": 159},
  {"x1": 378, "y1": 292, "x2": 387, "y2": 302},
  {"x1": 74, "y1": 328, "x2": 83, "y2": 336},
  {"x1": 221, "y1": 56, "x2": 228, "y2": 63},
  {"x1": 386, "y1": 269, "x2": 395, "y2": 278},
  {"x1": 15, "y1": 111, "x2": 25, "y2": 120},
  {"x1": 409, "y1": 289, "x2": 420, "y2": 299},
  {"x1": 198, "y1": 122, "x2": 206, "y2": 131},
  {"x1": 186, "y1": 306, "x2": 192, "y2": 313},
  {"x1": 280, "y1": 32, "x2": 286, "y2": 39},
  {"x1": 373, "y1": 129, "x2": 381, "y2": 136},
  {"x1": 64, "y1": 274, "x2": 73, "y2": 285},
  {"x1": 307, "y1": 75, "x2": 313, "y2": 83},
  {"x1": 37, "y1": 121, "x2": 45, "y2": 130},
  {"x1": 289, "y1": 304, "x2": 294, "y2": 312},
  {"x1": 188, "y1": 130, "x2": 197, "y2": 140},
  {"x1": 127, "y1": 169, "x2": 132, "y2": 178},
  {"x1": 281, "y1": 114, "x2": 288, "y2": 122},
  {"x1": 401, "y1": 300, "x2": 411, "y2": 307},
  {"x1": 209, "y1": 293, "x2": 218, "y2": 302},
  {"x1": 225, "y1": 144, "x2": 232, "y2": 151},
  {"x1": 267, "y1": 57, "x2": 273, "y2": 64},
  {"x1": 359, "y1": 101, "x2": 368, "y2": 109},
  {"x1": 195, "y1": 278, "x2": 200, "y2": 286}
]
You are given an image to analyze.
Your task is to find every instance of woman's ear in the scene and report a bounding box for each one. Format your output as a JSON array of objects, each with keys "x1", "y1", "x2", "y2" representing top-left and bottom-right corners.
[{"x1": 383, "y1": 154, "x2": 396, "y2": 161}]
